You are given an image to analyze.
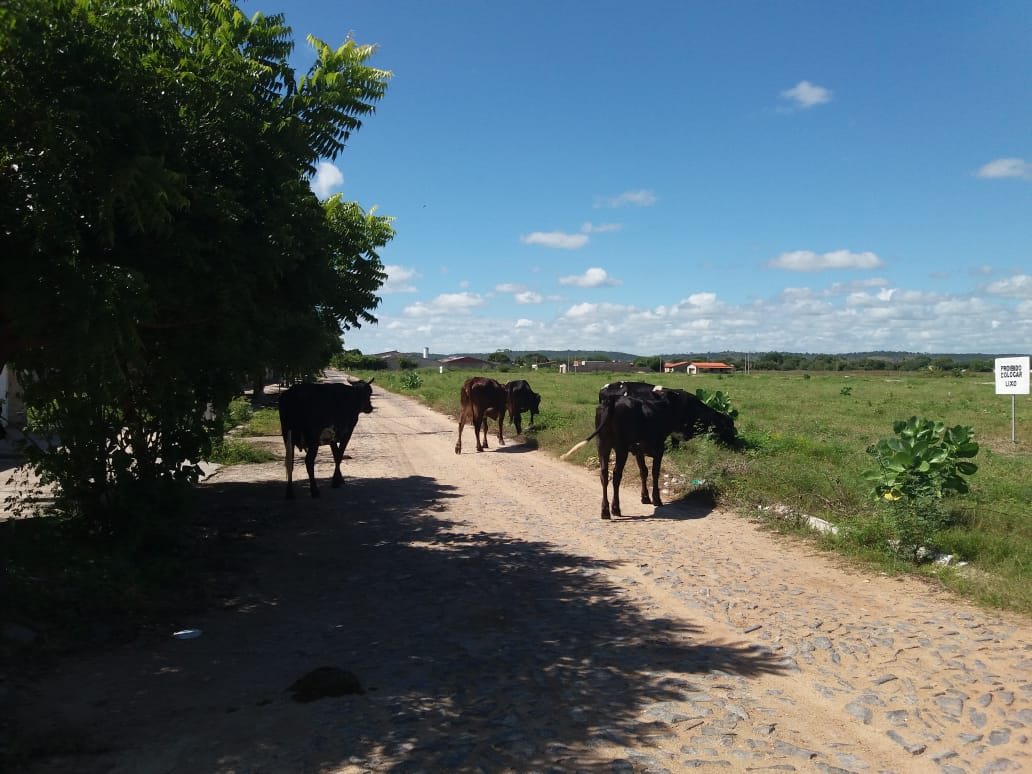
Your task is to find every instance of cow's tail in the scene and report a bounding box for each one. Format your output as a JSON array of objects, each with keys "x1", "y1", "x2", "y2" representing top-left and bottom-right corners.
[
  {"x1": 560, "y1": 439, "x2": 589, "y2": 460},
  {"x1": 560, "y1": 397, "x2": 613, "y2": 460}
]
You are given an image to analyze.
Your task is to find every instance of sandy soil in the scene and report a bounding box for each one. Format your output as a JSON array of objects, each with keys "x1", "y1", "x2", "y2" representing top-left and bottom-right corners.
[{"x1": 9, "y1": 375, "x2": 1032, "y2": 773}]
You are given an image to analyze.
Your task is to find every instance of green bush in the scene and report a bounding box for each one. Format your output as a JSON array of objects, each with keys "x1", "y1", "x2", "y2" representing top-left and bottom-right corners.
[
  {"x1": 695, "y1": 388, "x2": 739, "y2": 419},
  {"x1": 862, "y1": 417, "x2": 979, "y2": 559},
  {"x1": 400, "y1": 370, "x2": 424, "y2": 389},
  {"x1": 226, "y1": 397, "x2": 254, "y2": 425}
]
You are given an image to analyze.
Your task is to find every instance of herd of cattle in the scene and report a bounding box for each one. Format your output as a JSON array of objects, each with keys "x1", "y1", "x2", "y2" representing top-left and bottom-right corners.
[{"x1": 277, "y1": 375, "x2": 737, "y2": 518}]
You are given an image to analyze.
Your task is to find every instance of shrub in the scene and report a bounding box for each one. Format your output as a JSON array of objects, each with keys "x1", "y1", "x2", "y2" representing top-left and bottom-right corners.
[
  {"x1": 695, "y1": 388, "x2": 739, "y2": 420},
  {"x1": 862, "y1": 417, "x2": 979, "y2": 559},
  {"x1": 226, "y1": 397, "x2": 254, "y2": 425},
  {"x1": 400, "y1": 370, "x2": 424, "y2": 390}
]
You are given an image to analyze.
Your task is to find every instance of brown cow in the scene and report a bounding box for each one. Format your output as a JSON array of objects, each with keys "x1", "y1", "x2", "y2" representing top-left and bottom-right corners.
[{"x1": 455, "y1": 376, "x2": 507, "y2": 453}]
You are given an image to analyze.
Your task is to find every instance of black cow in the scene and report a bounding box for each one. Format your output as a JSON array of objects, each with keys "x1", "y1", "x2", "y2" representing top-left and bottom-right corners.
[
  {"x1": 597, "y1": 381, "x2": 736, "y2": 450},
  {"x1": 563, "y1": 389, "x2": 736, "y2": 519},
  {"x1": 455, "y1": 376, "x2": 507, "y2": 453},
  {"x1": 598, "y1": 380, "x2": 662, "y2": 403},
  {"x1": 504, "y1": 379, "x2": 541, "y2": 435},
  {"x1": 278, "y1": 378, "x2": 374, "y2": 499}
]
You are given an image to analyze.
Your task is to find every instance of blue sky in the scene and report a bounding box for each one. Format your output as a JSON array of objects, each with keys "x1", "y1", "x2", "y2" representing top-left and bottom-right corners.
[{"x1": 274, "y1": 0, "x2": 1031, "y2": 356}]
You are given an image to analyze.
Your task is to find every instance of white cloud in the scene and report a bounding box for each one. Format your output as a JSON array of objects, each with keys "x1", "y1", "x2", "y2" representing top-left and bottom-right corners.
[
  {"x1": 381, "y1": 265, "x2": 419, "y2": 294},
  {"x1": 825, "y1": 277, "x2": 891, "y2": 295},
  {"x1": 514, "y1": 291, "x2": 544, "y2": 304},
  {"x1": 402, "y1": 292, "x2": 485, "y2": 317},
  {"x1": 581, "y1": 221, "x2": 622, "y2": 233},
  {"x1": 342, "y1": 273, "x2": 1032, "y2": 358},
  {"x1": 520, "y1": 231, "x2": 589, "y2": 249},
  {"x1": 768, "y1": 249, "x2": 883, "y2": 272},
  {"x1": 976, "y1": 158, "x2": 1032, "y2": 180},
  {"x1": 779, "y1": 80, "x2": 833, "y2": 109},
  {"x1": 593, "y1": 189, "x2": 657, "y2": 208},
  {"x1": 495, "y1": 283, "x2": 526, "y2": 293},
  {"x1": 682, "y1": 292, "x2": 717, "y2": 307},
  {"x1": 310, "y1": 161, "x2": 344, "y2": 198},
  {"x1": 986, "y1": 274, "x2": 1032, "y2": 298},
  {"x1": 558, "y1": 267, "x2": 622, "y2": 288}
]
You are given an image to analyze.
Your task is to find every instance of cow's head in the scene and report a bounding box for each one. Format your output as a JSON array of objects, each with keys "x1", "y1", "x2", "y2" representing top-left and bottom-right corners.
[
  {"x1": 350, "y1": 377, "x2": 375, "y2": 413},
  {"x1": 706, "y1": 408, "x2": 737, "y2": 447}
]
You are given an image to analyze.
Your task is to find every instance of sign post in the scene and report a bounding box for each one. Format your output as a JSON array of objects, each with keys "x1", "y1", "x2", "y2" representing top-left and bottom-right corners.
[{"x1": 994, "y1": 356, "x2": 1030, "y2": 443}]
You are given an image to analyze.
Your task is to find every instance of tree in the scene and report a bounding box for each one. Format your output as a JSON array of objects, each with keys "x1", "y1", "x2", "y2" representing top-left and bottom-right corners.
[
  {"x1": 488, "y1": 350, "x2": 512, "y2": 364},
  {"x1": 0, "y1": 0, "x2": 392, "y2": 534},
  {"x1": 634, "y1": 357, "x2": 662, "y2": 372}
]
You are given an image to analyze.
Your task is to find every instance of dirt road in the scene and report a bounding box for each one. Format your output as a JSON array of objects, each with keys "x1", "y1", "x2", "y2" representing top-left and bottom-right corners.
[{"x1": 14, "y1": 379, "x2": 1032, "y2": 773}]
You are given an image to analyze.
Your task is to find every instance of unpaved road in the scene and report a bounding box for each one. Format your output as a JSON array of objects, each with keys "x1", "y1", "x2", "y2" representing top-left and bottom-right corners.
[{"x1": 12, "y1": 377, "x2": 1032, "y2": 773}]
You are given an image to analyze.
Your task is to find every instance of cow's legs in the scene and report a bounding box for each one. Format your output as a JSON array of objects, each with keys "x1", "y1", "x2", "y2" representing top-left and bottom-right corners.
[
  {"x1": 329, "y1": 440, "x2": 345, "y2": 487},
  {"x1": 635, "y1": 452, "x2": 651, "y2": 504},
  {"x1": 455, "y1": 410, "x2": 467, "y2": 454},
  {"x1": 304, "y1": 445, "x2": 320, "y2": 498},
  {"x1": 474, "y1": 411, "x2": 487, "y2": 452},
  {"x1": 598, "y1": 443, "x2": 612, "y2": 519},
  {"x1": 611, "y1": 447, "x2": 629, "y2": 518},
  {"x1": 494, "y1": 413, "x2": 505, "y2": 447},
  {"x1": 330, "y1": 423, "x2": 357, "y2": 487},
  {"x1": 650, "y1": 452, "x2": 664, "y2": 507},
  {"x1": 284, "y1": 431, "x2": 295, "y2": 500}
]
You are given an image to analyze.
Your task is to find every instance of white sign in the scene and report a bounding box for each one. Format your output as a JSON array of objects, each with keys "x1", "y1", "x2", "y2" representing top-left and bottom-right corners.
[{"x1": 995, "y1": 356, "x2": 1030, "y2": 395}]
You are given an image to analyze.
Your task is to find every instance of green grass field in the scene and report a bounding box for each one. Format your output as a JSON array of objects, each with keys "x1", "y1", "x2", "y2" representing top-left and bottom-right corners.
[{"x1": 343, "y1": 367, "x2": 1032, "y2": 614}]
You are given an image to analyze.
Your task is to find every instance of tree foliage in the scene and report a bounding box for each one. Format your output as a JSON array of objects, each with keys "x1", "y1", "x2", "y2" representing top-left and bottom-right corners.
[{"x1": 0, "y1": 0, "x2": 392, "y2": 533}]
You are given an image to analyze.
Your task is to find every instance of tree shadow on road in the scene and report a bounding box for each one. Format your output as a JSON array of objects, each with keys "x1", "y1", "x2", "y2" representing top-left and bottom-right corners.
[{"x1": 13, "y1": 471, "x2": 791, "y2": 773}]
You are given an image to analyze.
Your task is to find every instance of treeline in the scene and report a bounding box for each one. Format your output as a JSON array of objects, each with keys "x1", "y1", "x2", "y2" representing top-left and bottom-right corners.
[
  {"x1": 724, "y1": 353, "x2": 995, "y2": 373},
  {"x1": 340, "y1": 349, "x2": 998, "y2": 374}
]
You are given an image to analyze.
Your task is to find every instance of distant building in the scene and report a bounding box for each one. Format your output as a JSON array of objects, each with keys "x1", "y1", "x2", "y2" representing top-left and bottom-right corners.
[
  {"x1": 439, "y1": 355, "x2": 493, "y2": 369},
  {"x1": 372, "y1": 350, "x2": 442, "y2": 370},
  {"x1": 569, "y1": 360, "x2": 636, "y2": 373},
  {"x1": 688, "y1": 361, "x2": 734, "y2": 374},
  {"x1": 663, "y1": 361, "x2": 734, "y2": 374}
]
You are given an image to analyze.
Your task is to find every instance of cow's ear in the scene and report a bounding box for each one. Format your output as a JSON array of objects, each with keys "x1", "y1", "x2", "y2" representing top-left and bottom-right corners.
[{"x1": 368, "y1": 377, "x2": 375, "y2": 385}]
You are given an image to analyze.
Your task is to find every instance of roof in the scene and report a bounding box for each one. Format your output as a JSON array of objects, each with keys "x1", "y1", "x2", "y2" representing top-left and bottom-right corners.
[
  {"x1": 691, "y1": 362, "x2": 733, "y2": 369},
  {"x1": 663, "y1": 361, "x2": 691, "y2": 368},
  {"x1": 440, "y1": 355, "x2": 491, "y2": 364}
]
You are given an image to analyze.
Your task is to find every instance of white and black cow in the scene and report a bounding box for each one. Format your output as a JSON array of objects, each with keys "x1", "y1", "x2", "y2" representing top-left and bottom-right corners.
[
  {"x1": 278, "y1": 378, "x2": 374, "y2": 499},
  {"x1": 563, "y1": 388, "x2": 736, "y2": 519}
]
